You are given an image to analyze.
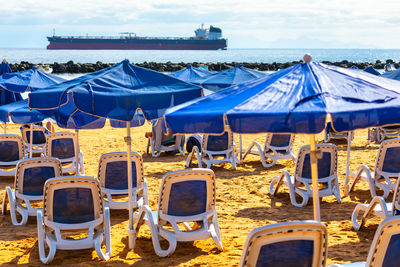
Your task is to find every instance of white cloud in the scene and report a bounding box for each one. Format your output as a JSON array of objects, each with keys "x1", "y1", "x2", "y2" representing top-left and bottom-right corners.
[{"x1": 0, "y1": 0, "x2": 400, "y2": 48}]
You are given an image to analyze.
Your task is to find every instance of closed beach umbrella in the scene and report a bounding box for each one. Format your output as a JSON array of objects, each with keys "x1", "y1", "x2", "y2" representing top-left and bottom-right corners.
[
  {"x1": 169, "y1": 64, "x2": 216, "y2": 83},
  {"x1": 363, "y1": 65, "x2": 381, "y2": 76},
  {"x1": 193, "y1": 64, "x2": 266, "y2": 92},
  {"x1": 29, "y1": 59, "x2": 203, "y2": 248},
  {"x1": 165, "y1": 54, "x2": 400, "y2": 221},
  {"x1": 0, "y1": 60, "x2": 23, "y2": 106},
  {"x1": 0, "y1": 66, "x2": 65, "y2": 93},
  {"x1": 382, "y1": 67, "x2": 400, "y2": 81}
]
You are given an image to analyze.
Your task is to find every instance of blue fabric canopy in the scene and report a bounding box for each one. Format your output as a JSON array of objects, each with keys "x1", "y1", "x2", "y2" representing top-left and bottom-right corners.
[
  {"x1": 192, "y1": 64, "x2": 266, "y2": 92},
  {"x1": 0, "y1": 67, "x2": 65, "y2": 93},
  {"x1": 350, "y1": 65, "x2": 359, "y2": 69},
  {"x1": 165, "y1": 61, "x2": 400, "y2": 134},
  {"x1": 382, "y1": 68, "x2": 400, "y2": 81},
  {"x1": 169, "y1": 65, "x2": 216, "y2": 83},
  {"x1": 29, "y1": 60, "x2": 203, "y2": 128},
  {"x1": 363, "y1": 66, "x2": 381, "y2": 76},
  {"x1": 0, "y1": 98, "x2": 141, "y2": 129},
  {"x1": 0, "y1": 61, "x2": 23, "y2": 105},
  {"x1": 0, "y1": 99, "x2": 47, "y2": 124}
]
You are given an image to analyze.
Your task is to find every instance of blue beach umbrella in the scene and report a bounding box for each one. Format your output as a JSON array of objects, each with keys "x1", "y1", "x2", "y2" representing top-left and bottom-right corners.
[
  {"x1": 363, "y1": 65, "x2": 381, "y2": 76},
  {"x1": 165, "y1": 54, "x2": 400, "y2": 221},
  {"x1": 169, "y1": 65, "x2": 216, "y2": 83},
  {"x1": 29, "y1": 59, "x2": 203, "y2": 248},
  {"x1": 192, "y1": 64, "x2": 266, "y2": 92},
  {"x1": 0, "y1": 66, "x2": 65, "y2": 93},
  {"x1": 0, "y1": 99, "x2": 51, "y2": 157},
  {"x1": 382, "y1": 67, "x2": 400, "y2": 81},
  {"x1": 0, "y1": 60, "x2": 23, "y2": 107},
  {"x1": 0, "y1": 99, "x2": 47, "y2": 124}
]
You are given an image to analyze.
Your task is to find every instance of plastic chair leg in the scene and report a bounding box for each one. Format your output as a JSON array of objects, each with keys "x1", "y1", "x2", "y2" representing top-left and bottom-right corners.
[{"x1": 37, "y1": 210, "x2": 56, "y2": 264}]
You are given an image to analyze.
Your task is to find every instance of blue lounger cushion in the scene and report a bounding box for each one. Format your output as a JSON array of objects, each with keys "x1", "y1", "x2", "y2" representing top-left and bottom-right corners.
[
  {"x1": 25, "y1": 130, "x2": 47, "y2": 144},
  {"x1": 167, "y1": 180, "x2": 207, "y2": 216},
  {"x1": 53, "y1": 188, "x2": 94, "y2": 224},
  {"x1": 301, "y1": 152, "x2": 332, "y2": 179},
  {"x1": 256, "y1": 240, "x2": 314, "y2": 267},
  {"x1": 0, "y1": 141, "x2": 20, "y2": 162},
  {"x1": 23, "y1": 166, "x2": 56, "y2": 196},
  {"x1": 104, "y1": 161, "x2": 137, "y2": 190},
  {"x1": 382, "y1": 233, "x2": 400, "y2": 267},
  {"x1": 381, "y1": 147, "x2": 400, "y2": 174},
  {"x1": 51, "y1": 138, "x2": 75, "y2": 159},
  {"x1": 207, "y1": 132, "x2": 229, "y2": 152}
]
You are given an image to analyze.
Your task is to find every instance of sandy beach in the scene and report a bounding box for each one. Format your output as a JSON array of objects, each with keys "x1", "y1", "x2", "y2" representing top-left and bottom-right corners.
[{"x1": 0, "y1": 123, "x2": 383, "y2": 266}]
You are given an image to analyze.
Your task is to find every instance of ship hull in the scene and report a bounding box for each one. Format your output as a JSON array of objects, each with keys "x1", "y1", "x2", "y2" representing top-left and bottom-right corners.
[{"x1": 47, "y1": 37, "x2": 227, "y2": 50}]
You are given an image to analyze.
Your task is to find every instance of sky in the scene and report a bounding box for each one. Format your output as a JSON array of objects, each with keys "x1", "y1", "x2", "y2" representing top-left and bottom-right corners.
[{"x1": 0, "y1": 0, "x2": 400, "y2": 49}]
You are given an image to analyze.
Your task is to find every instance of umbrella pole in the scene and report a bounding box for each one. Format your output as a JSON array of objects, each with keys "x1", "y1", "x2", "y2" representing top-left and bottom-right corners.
[
  {"x1": 4, "y1": 122, "x2": 6, "y2": 134},
  {"x1": 29, "y1": 123, "x2": 33, "y2": 158},
  {"x1": 126, "y1": 122, "x2": 134, "y2": 249},
  {"x1": 239, "y1": 134, "x2": 243, "y2": 164},
  {"x1": 310, "y1": 135, "x2": 321, "y2": 221},
  {"x1": 75, "y1": 129, "x2": 80, "y2": 175},
  {"x1": 344, "y1": 131, "x2": 352, "y2": 196}
]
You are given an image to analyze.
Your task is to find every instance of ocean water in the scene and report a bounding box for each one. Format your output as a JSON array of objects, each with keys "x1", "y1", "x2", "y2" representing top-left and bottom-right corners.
[{"x1": 1, "y1": 48, "x2": 400, "y2": 64}]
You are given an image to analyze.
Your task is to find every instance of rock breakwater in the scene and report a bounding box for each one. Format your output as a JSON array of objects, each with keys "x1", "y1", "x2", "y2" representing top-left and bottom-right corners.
[{"x1": 7, "y1": 59, "x2": 399, "y2": 73}]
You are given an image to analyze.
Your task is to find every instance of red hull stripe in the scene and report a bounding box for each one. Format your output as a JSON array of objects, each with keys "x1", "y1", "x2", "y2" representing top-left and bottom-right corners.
[{"x1": 47, "y1": 43, "x2": 226, "y2": 50}]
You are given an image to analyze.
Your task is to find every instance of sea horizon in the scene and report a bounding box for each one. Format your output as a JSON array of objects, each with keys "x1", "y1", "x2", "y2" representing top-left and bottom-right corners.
[{"x1": 1, "y1": 48, "x2": 400, "y2": 65}]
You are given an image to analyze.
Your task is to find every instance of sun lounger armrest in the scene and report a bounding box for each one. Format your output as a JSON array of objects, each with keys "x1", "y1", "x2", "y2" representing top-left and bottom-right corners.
[
  {"x1": 270, "y1": 170, "x2": 291, "y2": 195},
  {"x1": 355, "y1": 164, "x2": 372, "y2": 178},
  {"x1": 347, "y1": 164, "x2": 375, "y2": 196},
  {"x1": 143, "y1": 178, "x2": 149, "y2": 206},
  {"x1": 138, "y1": 204, "x2": 177, "y2": 257},
  {"x1": 44, "y1": 216, "x2": 104, "y2": 231},
  {"x1": 159, "y1": 209, "x2": 214, "y2": 224}
]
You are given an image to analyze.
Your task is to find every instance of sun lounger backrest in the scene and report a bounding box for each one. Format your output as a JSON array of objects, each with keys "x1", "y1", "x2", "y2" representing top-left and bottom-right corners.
[
  {"x1": 46, "y1": 132, "x2": 76, "y2": 160},
  {"x1": 365, "y1": 217, "x2": 400, "y2": 267},
  {"x1": 268, "y1": 133, "x2": 292, "y2": 147},
  {"x1": 21, "y1": 125, "x2": 47, "y2": 144},
  {"x1": 98, "y1": 152, "x2": 143, "y2": 190},
  {"x1": 204, "y1": 131, "x2": 231, "y2": 152},
  {"x1": 43, "y1": 176, "x2": 103, "y2": 225},
  {"x1": 295, "y1": 144, "x2": 337, "y2": 180},
  {"x1": 239, "y1": 221, "x2": 327, "y2": 267},
  {"x1": 383, "y1": 125, "x2": 400, "y2": 130},
  {"x1": 15, "y1": 157, "x2": 62, "y2": 196},
  {"x1": 0, "y1": 134, "x2": 24, "y2": 162},
  {"x1": 392, "y1": 178, "x2": 400, "y2": 216},
  {"x1": 376, "y1": 139, "x2": 400, "y2": 176},
  {"x1": 158, "y1": 168, "x2": 215, "y2": 219},
  {"x1": 266, "y1": 133, "x2": 294, "y2": 153},
  {"x1": 153, "y1": 119, "x2": 176, "y2": 150}
]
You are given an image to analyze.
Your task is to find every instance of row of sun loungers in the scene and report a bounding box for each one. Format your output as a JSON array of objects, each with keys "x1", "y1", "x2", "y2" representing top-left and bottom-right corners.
[
  {"x1": 1, "y1": 151, "x2": 223, "y2": 262},
  {"x1": 5, "y1": 144, "x2": 399, "y2": 266},
  {"x1": 3, "y1": 124, "x2": 400, "y2": 265},
  {"x1": 326, "y1": 121, "x2": 400, "y2": 143}
]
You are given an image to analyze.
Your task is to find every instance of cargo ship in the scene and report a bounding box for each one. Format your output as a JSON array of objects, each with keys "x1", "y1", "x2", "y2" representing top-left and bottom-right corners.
[{"x1": 47, "y1": 25, "x2": 227, "y2": 50}]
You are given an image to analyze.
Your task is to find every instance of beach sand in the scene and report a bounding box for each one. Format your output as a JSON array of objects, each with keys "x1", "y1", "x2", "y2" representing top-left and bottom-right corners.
[{"x1": 0, "y1": 123, "x2": 383, "y2": 266}]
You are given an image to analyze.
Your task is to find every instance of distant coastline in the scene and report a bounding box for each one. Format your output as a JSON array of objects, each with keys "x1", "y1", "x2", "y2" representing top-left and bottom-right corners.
[
  {"x1": 2, "y1": 48, "x2": 400, "y2": 66},
  {"x1": 8, "y1": 60, "x2": 395, "y2": 73}
]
